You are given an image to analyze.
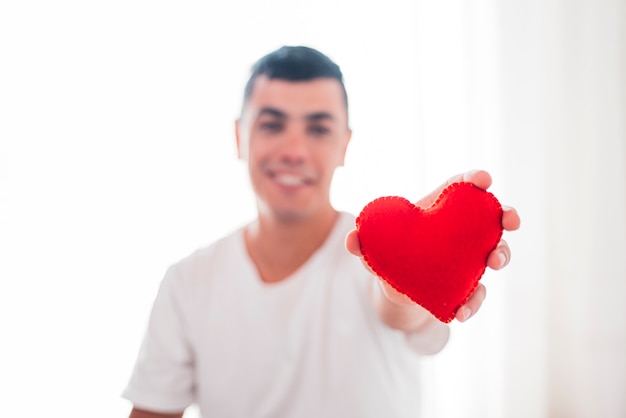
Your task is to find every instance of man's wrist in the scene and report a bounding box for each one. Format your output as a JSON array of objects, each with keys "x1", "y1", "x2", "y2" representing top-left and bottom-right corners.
[{"x1": 370, "y1": 278, "x2": 435, "y2": 332}]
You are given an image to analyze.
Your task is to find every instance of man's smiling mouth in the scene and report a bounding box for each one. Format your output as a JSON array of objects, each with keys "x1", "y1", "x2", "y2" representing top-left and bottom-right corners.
[
  {"x1": 271, "y1": 172, "x2": 313, "y2": 187},
  {"x1": 264, "y1": 163, "x2": 317, "y2": 187}
]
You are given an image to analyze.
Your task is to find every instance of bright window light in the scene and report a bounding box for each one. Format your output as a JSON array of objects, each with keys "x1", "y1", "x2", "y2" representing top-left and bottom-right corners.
[{"x1": 0, "y1": 1, "x2": 504, "y2": 417}]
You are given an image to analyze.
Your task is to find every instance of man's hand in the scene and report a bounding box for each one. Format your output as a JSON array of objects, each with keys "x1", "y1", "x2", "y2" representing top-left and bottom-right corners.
[{"x1": 346, "y1": 169, "x2": 521, "y2": 323}]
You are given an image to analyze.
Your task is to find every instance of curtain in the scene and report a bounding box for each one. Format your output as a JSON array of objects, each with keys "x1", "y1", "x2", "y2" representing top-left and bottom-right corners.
[{"x1": 418, "y1": 1, "x2": 626, "y2": 417}]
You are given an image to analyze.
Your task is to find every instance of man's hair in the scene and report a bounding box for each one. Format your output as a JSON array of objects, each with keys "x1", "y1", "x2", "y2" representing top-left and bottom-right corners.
[{"x1": 241, "y1": 46, "x2": 348, "y2": 114}]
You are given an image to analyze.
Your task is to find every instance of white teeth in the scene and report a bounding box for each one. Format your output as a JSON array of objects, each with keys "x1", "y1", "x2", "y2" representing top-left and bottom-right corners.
[{"x1": 275, "y1": 174, "x2": 305, "y2": 186}]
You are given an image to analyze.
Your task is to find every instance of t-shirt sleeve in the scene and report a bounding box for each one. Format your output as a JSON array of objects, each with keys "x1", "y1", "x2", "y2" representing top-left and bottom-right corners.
[{"x1": 122, "y1": 265, "x2": 195, "y2": 413}]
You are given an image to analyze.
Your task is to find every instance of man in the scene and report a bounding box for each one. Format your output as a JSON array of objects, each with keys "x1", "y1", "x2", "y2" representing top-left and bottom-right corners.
[{"x1": 123, "y1": 46, "x2": 520, "y2": 418}]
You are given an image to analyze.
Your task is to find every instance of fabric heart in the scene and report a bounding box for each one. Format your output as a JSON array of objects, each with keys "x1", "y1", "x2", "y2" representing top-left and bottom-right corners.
[{"x1": 356, "y1": 182, "x2": 503, "y2": 323}]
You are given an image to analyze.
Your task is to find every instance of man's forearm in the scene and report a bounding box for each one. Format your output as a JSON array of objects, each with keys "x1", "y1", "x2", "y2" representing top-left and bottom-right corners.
[{"x1": 369, "y1": 279, "x2": 450, "y2": 355}]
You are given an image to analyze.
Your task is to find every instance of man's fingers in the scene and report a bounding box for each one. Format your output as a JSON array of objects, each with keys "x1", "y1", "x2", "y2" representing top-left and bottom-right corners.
[
  {"x1": 462, "y1": 169, "x2": 492, "y2": 190},
  {"x1": 345, "y1": 229, "x2": 377, "y2": 275},
  {"x1": 416, "y1": 173, "x2": 463, "y2": 207},
  {"x1": 456, "y1": 283, "x2": 487, "y2": 322},
  {"x1": 416, "y1": 169, "x2": 492, "y2": 207},
  {"x1": 345, "y1": 229, "x2": 362, "y2": 256},
  {"x1": 502, "y1": 206, "x2": 521, "y2": 231},
  {"x1": 487, "y1": 239, "x2": 511, "y2": 270}
]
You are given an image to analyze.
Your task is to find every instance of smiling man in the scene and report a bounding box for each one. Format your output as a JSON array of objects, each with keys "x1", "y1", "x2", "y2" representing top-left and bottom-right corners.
[
  {"x1": 235, "y1": 74, "x2": 352, "y2": 283},
  {"x1": 123, "y1": 46, "x2": 520, "y2": 418}
]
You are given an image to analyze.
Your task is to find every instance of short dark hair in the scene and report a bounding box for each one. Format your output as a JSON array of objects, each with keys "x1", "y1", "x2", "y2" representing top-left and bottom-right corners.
[{"x1": 241, "y1": 46, "x2": 348, "y2": 115}]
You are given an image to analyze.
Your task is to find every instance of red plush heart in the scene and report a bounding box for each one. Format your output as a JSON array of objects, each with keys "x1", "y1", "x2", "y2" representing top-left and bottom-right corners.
[{"x1": 356, "y1": 182, "x2": 503, "y2": 323}]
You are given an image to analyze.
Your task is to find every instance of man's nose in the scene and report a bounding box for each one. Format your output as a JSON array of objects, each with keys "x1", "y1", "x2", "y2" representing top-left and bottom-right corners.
[{"x1": 280, "y1": 128, "x2": 308, "y2": 162}]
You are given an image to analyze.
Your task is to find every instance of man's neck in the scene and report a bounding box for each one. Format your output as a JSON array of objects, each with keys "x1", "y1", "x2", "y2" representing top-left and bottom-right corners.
[{"x1": 245, "y1": 209, "x2": 340, "y2": 284}]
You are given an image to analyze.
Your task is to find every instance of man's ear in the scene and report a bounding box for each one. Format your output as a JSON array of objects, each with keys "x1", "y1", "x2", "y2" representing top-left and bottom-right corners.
[
  {"x1": 338, "y1": 129, "x2": 352, "y2": 166},
  {"x1": 235, "y1": 119, "x2": 245, "y2": 160}
]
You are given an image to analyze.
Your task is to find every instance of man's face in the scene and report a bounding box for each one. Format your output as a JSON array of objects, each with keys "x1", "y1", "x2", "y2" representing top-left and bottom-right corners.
[{"x1": 236, "y1": 76, "x2": 351, "y2": 222}]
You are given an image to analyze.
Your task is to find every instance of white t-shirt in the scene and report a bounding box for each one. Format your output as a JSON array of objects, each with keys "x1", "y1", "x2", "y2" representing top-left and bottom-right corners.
[{"x1": 123, "y1": 212, "x2": 423, "y2": 417}]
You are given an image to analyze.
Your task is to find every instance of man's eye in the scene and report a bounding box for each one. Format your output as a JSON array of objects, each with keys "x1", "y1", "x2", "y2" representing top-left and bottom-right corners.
[
  {"x1": 309, "y1": 125, "x2": 330, "y2": 136},
  {"x1": 260, "y1": 122, "x2": 283, "y2": 132}
]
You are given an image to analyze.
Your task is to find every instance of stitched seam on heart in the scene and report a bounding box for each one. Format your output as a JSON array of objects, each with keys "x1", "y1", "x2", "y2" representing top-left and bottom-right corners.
[{"x1": 356, "y1": 182, "x2": 503, "y2": 323}]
